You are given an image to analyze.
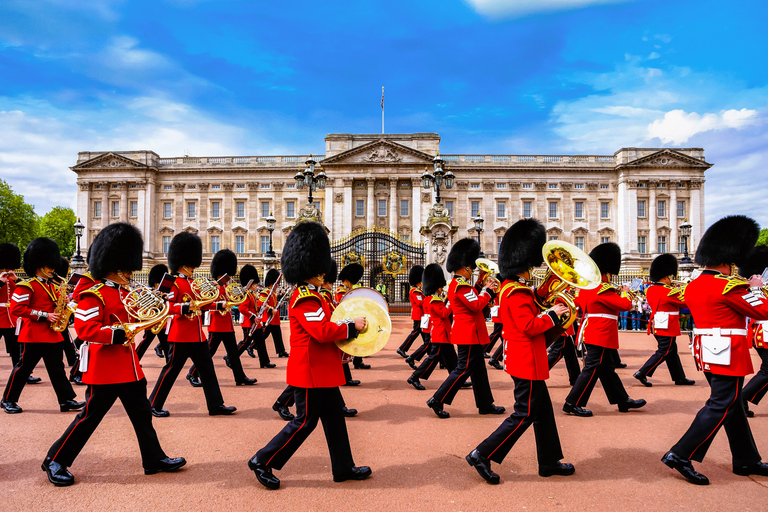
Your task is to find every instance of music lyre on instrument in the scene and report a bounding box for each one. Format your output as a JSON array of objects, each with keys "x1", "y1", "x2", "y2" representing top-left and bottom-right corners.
[{"x1": 537, "y1": 241, "x2": 602, "y2": 329}]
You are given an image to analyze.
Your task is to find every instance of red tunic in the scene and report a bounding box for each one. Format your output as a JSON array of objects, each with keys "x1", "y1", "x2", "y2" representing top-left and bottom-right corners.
[
  {"x1": 72, "y1": 272, "x2": 96, "y2": 303},
  {"x1": 319, "y1": 287, "x2": 337, "y2": 311},
  {"x1": 575, "y1": 281, "x2": 632, "y2": 349},
  {"x1": 285, "y1": 285, "x2": 350, "y2": 388},
  {"x1": 257, "y1": 289, "x2": 281, "y2": 326},
  {"x1": 334, "y1": 284, "x2": 349, "y2": 305},
  {"x1": 748, "y1": 319, "x2": 767, "y2": 349},
  {"x1": 239, "y1": 291, "x2": 259, "y2": 329},
  {"x1": 209, "y1": 285, "x2": 234, "y2": 333},
  {"x1": 0, "y1": 278, "x2": 17, "y2": 329},
  {"x1": 447, "y1": 276, "x2": 491, "y2": 345},
  {"x1": 409, "y1": 286, "x2": 424, "y2": 321},
  {"x1": 74, "y1": 282, "x2": 144, "y2": 385},
  {"x1": 686, "y1": 271, "x2": 768, "y2": 376},
  {"x1": 167, "y1": 275, "x2": 215, "y2": 343},
  {"x1": 501, "y1": 280, "x2": 556, "y2": 381},
  {"x1": 646, "y1": 283, "x2": 685, "y2": 337},
  {"x1": 11, "y1": 278, "x2": 63, "y2": 343},
  {"x1": 425, "y1": 295, "x2": 451, "y2": 344}
]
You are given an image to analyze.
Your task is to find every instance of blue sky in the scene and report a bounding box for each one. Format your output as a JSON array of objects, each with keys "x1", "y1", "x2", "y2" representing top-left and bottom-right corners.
[{"x1": 1, "y1": 0, "x2": 767, "y2": 227}]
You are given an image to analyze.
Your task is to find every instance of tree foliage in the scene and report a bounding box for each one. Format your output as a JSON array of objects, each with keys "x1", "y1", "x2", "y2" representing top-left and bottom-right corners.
[
  {"x1": 758, "y1": 228, "x2": 768, "y2": 246},
  {"x1": 39, "y1": 206, "x2": 77, "y2": 258},
  {"x1": 0, "y1": 179, "x2": 38, "y2": 249}
]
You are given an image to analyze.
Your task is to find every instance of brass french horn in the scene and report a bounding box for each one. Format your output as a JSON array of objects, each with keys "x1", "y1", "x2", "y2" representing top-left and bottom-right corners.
[
  {"x1": 119, "y1": 284, "x2": 172, "y2": 344},
  {"x1": 223, "y1": 280, "x2": 249, "y2": 310},
  {"x1": 185, "y1": 276, "x2": 220, "y2": 318}
]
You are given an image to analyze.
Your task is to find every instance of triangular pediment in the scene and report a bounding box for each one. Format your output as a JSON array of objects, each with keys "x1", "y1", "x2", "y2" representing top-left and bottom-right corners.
[
  {"x1": 620, "y1": 149, "x2": 711, "y2": 169},
  {"x1": 72, "y1": 152, "x2": 149, "y2": 170},
  {"x1": 321, "y1": 139, "x2": 435, "y2": 166}
]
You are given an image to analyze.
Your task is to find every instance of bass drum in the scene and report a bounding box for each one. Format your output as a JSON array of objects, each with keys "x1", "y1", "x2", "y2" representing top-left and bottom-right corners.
[{"x1": 340, "y1": 286, "x2": 388, "y2": 312}]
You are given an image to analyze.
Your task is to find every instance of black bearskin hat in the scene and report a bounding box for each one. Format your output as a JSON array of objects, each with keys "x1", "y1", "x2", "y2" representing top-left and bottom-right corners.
[
  {"x1": 265, "y1": 268, "x2": 280, "y2": 287},
  {"x1": 148, "y1": 264, "x2": 169, "y2": 287},
  {"x1": 210, "y1": 249, "x2": 237, "y2": 279},
  {"x1": 498, "y1": 219, "x2": 546, "y2": 280},
  {"x1": 650, "y1": 253, "x2": 678, "y2": 282},
  {"x1": 168, "y1": 231, "x2": 202, "y2": 274},
  {"x1": 56, "y1": 256, "x2": 70, "y2": 278},
  {"x1": 22, "y1": 238, "x2": 60, "y2": 276},
  {"x1": 446, "y1": 238, "x2": 480, "y2": 273},
  {"x1": 89, "y1": 222, "x2": 144, "y2": 281},
  {"x1": 0, "y1": 243, "x2": 21, "y2": 270},
  {"x1": 280, "y1": 221, "x2": 332, "y2": 285},
  {"x1": 325, "y1": 259, "x2": 338, "y2": 285},
  {"x1": 739, "y1": 246, "x2": 768, "y2": 279},
  {"x1": 338, "y1": 263, "x2": 364, "y2": 285},
  {"x1": 695, "y1": 215, "x2": 760, "y2": 268},
  {"x1": 589, "y1": 242, "x2": 622, "y2": 276},
  {"x1": 408, "y1": 265, "x2": 424, "y2": 286},
  {"x1": 422, "y1": 263, "x2": 447, "y2": 296},
  {"x1": 240, "y1": 264, "x2": 259, "y2": 286}
]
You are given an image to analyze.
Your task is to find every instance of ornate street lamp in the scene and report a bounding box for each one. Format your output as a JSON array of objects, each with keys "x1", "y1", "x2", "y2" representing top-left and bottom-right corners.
[
  {"x1": 473, "y1": 214, "x2": 485, "y2": 251},
  {"x1": 265, "y1": 211, "x2": 277, "y2": 258},
  {"x1": 72, "y1": 218, "x2": 85, "y2": 265},
  {"x1": 679, "y1": 219, "x2": 693, "y2": 264},
  {"x1": 422, "y1": 153, "x2": 454, "y2": 204},
  {"x1": 294, "y1": 155, "x2": 326, "y2": 204}
]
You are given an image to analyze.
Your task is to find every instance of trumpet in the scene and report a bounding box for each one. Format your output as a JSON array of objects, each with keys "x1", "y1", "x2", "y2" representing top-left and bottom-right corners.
[
  {"x1": 535, "y1": 241, "x2": 602, "y2": 329},
  {"x1": 119, "y1": 284, "x2": 172, "y2": 344},
  {"x1": 475, "y1": 258, "x2": 501, "y2": 290},
  {"x1": 184, "y1": 276, "x2": 220, "y2": 318}
]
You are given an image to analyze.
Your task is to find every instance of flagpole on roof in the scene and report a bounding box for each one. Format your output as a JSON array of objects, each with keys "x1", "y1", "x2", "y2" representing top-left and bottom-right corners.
[{"x1": 381, "y1": 86, "x2": 384, "y2": 134}]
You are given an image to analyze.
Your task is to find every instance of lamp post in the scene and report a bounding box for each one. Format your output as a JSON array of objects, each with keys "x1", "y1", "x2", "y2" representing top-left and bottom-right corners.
[
  {"x1": 294, "y1": 155, "x2": 327, "y2": 204},
  {"x1": 473, "y1": 213, "x2": 485, "y2": 253},
  {"x1": 679, "y1": 219, "x2": 693, "y2": 264},
  {"x1": 421, "y1": 153, "x2": 454, "y2": 205},
  {"x1": 72, "y1": 218, "x2": 85, "y2": 265},
  {"x1": 265, "y1": 212, "x2": 276, "y2": 258}
]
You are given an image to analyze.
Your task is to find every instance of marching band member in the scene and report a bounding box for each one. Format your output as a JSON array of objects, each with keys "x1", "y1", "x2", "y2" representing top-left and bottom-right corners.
[
  {"x1": 426, "y1": 238, "x2": 504, "y2": 419},
  {"x1": 260, "y1": 269, "x2": 289, "y2": 358},
  {"x1": 662, "y1": 215, "x2": 768, "y2": 485},
  {"x1": 1, "y1": 243, "x2": 40, "y2": 384},
  {"x1": 741, "y1": 246, "x2": 768, "y2": 416},
  {"x1": 467, "y1": 219, "x2": 574, "y2": 484},
  {"x1": 484, "y1": 283, "x2": 503, "y2": 358},
  {"x1": 186, "y1": 249, "x2": 256, "y2": 386},
  {"x1": 336, "y1": 263, "x2": 370, "y2": 372},
  {"x1": 547, "y1": 322, "x2": 580, "y2": 386},
  {"x1": 1, "y1": 238, "x2": 84, "y2": 414},
  {"x1": 136, "y1": 264, "x2": 171, "y2": 360},
  {"x1": 43, "y1": 222, "x2": 185, "y2": 486},
  {"x1": 229, "y1": 264, "x2": 273, "y2": 368},
  {"x1": 407, "y1": 264, "x2": 457, "y2": 390},
  {"x1": 563, "y1": 243, "x2": 645, "y2": 417},
  {"x1": 148, "y1": 232, "x2": 236, "y2": 417},
  {"x1": 634, "y1": 253, "x2": 694, "y2": 387},
  {"x1": 248, "y1": 221, "x2": 369, "y2": 490},
  {"x1": 54, "y1": 257, "x2": 78, "y2": 369},
  {"x1": 397, "y1": 265, "x2": 427, "y2": 360},
  {"x1": 67, "y1": 262, "x2": 97, "y2": 385}
]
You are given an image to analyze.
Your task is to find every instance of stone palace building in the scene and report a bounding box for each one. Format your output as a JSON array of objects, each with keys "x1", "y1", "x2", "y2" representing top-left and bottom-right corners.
[{"x1": 71, "y1": 132, "x2": 709, "y2": 271}]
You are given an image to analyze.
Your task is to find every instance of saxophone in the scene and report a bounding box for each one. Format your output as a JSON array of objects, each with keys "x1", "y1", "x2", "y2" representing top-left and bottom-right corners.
[{"x1": 50, "y1": 274, "x2": 75, "y2": 332}]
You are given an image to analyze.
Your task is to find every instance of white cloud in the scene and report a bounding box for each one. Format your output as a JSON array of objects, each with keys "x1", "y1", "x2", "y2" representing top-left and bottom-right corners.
[
  {"x1": 647, "y1": 108, "x2": 760, "y2": 145},
  {"x1": 463, "y1": 0, "x2": 631, "y2": 18}
]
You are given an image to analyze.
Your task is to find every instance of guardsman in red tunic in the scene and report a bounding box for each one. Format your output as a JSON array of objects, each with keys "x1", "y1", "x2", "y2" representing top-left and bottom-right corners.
[
  {"x1": 426, "y1": 238, "x2": 504, "y2": 419},
  {"x1": 484, "y1": 282, "x2": 503, "y2": 358},
  {"x1": 397, "y1": 265, "x2": 427, "y2": 359},
  {"x1": 407, "y1": 264, "x2": 457, "y2": 390},
  {"x1": 248, "y1": 221, "x2": 369, "y2": 490},
  {"x1": 135, "y1": 264, "x2": 171, "y2": 360},
  {"x1": 467, "y1": 219, "x2": 574, "y2": 484},
  {"x1": 337, "y1": 263, "x2": 370, "y2": 372},
  {"x1": 663, "y1": 215, "x2": 768, "y2": 485},
  {"x1": 741, "y1": 246, "x2": 768, "y2": 416},
  {"x1": 187, "y1": 249, "x2": 256, "y2": 387},
  {"x1": 634, "y1": 253, "x2": 695, "y2": 387},
  {"x1": 42, "y1": 222, "x2": 185, "y2": 486},
  {"x1": 148, "y1": 232, "x2": 236, "y2": 418},
  {"x1": 261, "y1": 269, "x2": 289, "y2": 358},
  {"x1": 1, "y1": 238, "x2": 83, "y2": 414},
  {"x1": 229, "y1": 265, "x2": 273, "y2": 368},
  {"x1": 67, "y1": 270, "x2": 98, "y2": 385},
  {"x1": 563, "y1": 243, "x2": 645, "y2": 417}
]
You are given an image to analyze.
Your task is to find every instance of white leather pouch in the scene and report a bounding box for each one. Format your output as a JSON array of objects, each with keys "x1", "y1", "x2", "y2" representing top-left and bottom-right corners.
[
  {"x1": 654, "y1": 312, "x2": 669, "y2": 330},
  {"x1": 420, "y1": 314, "x2": 430, "y2": 329},
  {"x1": 700, "y1": 329, "x2": 731, "y2": 366}
]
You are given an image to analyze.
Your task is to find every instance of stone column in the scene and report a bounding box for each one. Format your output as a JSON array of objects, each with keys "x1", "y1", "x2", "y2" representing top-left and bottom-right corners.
[
  {"x1": 342, "y1": 177, "x2": 353, "y2": 238},
  {"x1": 198, "y1": 182, "x2": 209, "y2": 229},
  {"x1": 100, "y1": 181, "x2": 110, "y2": 229},
  {"x1": 482, "y1": 182, "x2": 494, "y2": 254},
  {"x1": 456, "y1": 181, "x2": 469, "y2": 238},
  {"x1": 143, "y1": 178, "x2": 155, "y2": 255},
  {"x1": 174, "y1": 182, "x2": 185, "y2": 235},
  {"x1": 76, "y1": 182, "x2": 90, "y2": 249},
  {"x1": 119, "y1": 182, "x2": 128, "y2": 221},
  {"x1": 411, "y1": 177, "x2": 421, "y2": 239},
  {"x1": 273, "y1": 182, "x2": 284, "y2": 250},
  {"x1": 669, "y1": 181, "x2": 678, "y2": 254},
  {"x1": 366, "y1": 177, "x2": 375, "y2": 228},
  {"x1": 508, "y1": 181, "x2": 520, "y2": 224},
  {"x1": 690, "y1": 180, "x2": 703, "y2": 251},
  {"x1": 389, "y1": 177, "x2": 398, "y2": 234},
  {"x1": 247, "y1": 181, "x2": 260, "y2": 256},
  {"x1": 535, "y1": 182, "x2": 547, "y2": 225},
  {"x1": 222, "y1": 182, "x2": 234, "y2": 253},
  {"x1": 649, "y1": 181, "x2": 657, "y2": 255}
]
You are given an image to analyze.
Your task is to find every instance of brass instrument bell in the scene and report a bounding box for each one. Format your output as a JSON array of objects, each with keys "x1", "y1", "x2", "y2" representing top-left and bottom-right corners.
[
  {"x1": 475, "y1": 258, "x2": 501, "y2": 289},
  {"x1": 120, "y1": 284, "x2": 172, "y2": 343}
]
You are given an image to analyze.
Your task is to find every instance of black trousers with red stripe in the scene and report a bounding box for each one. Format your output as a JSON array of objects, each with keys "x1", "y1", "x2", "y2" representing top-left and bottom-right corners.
[
  {"x1": 188, "y1": 332, "x2": 248, "y2": 382},
  {"x1": 476, "y1": 377, "x2": 563, "y2": 465},
  {"x1": 485, "y1": 323, "x2": 503, "y2": 354},
  {"x1": 135, "y1": 330, "x2": 169, "y2": 361},
  {"x1": 410, "y1": 336, "x2": 431, "y2": 363},
  {"x1": 399, "y1": 320, "x2": 426, "y2": 353},
  {"x1": 743, "y1": 348, "x2": 768, "y2": 405},
  {"x1": 263, "y1": 324, "x2": 286, "y2": 355},
  {"x1": 565, "y1": 344, "x2": 628, "y2": 407},
  {"x1": 3, "y1": 342, "x2": 76, "y2": 404},
  {"x1": 547, "y1": 335, "x2": 581, "y2": 385},
  {"x1": 432, "y1": 344, "x2": 494, "y2": 409},
  {"x1": 235, "y1": 327, "x2": 271, "y2": 366},
  {"x1": 637, "y1": 335, "x2": 687, "y2": 381},
  {"x1": 47, "y1": 378, "x2": 166, "y2": 468},
  {"x1": 275, "y1": 384, "x2": 350, "y2": 409},
  {"x1": 0, "y1": 327, "x2": 19, "y2": 366},
  {"x1": 672, "y1": 373, "x2": 761, "y2": 465},
  {"x1": 254, "y1": 386, "x2": 355, "y2": 476},
  {"x1": 411, "y1": 342, "x2": 457, "y2": 381},
  {"x1": 148, "y1": 342, "x2": 224, "y2": 412}
]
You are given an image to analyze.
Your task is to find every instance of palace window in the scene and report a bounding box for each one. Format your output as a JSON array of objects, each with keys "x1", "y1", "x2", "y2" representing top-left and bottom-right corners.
[
  {"x1": 130, "y1": 201, "x2": 138, "y2": 218},
  {"x1": 658, "y1": 236, "x2": 667, "y2": 253},
  {"x1": 497, "y1": 236, "x2": 503, "y2": 253},
  {"x1": 130, "y1": 184, "x2": 138, "y2": 189},
  {"x1": 548, "y1": 184, "x2": 557, "y2": 189},
  {"x1": 162, "y1": 236, "x2": 171, "y2": 254},
  {"x1": 261, "y1": 184, "x2": 270, "y2": 189},
  {"x1": 523, "y1": 201, "x2": 532, "y2": 219},
  {"x1": 163, "y1": 202, "x2": 172, "y2": 219},
  {"x1": 638, "y1": 236, "x2": 647, "y2": 254},
  {"x1": 575, "y1": 236, "x2": 584, "y2": 251},
  {"x1": 94, "y1": 201, "x2": 102, "y2": 218},
  {"x1": 574, "y1": 184, "x2": 584, "y2": 189},
  {"x1": 261, "y1": 202, "x2": 269, "y2": 218},
  {"x1": 496, "y1": 183, "x2": 506, "y2": 189},
  {"x1": 549, "y1": 235, "x2": 559, "y2": 241},
  {"x1": 286, "y1": 183, "x2": 295, "y2": 189},
  {"x1": 600, "y1": 184, "x2": 609, "y2": 189},
  {"x1": 471, "y1": 201, "x2": 480, "y2": 217},
  {"x1": 445, "y1": 201, "x2": 454, "y2": 217},
  {"x1": 677, "y1": 182, "x2": 686, "y2": 188},
  {"x1": 211, "y1": 201, "x2": 220, "y2": 218},
  {"x1": 677, "y1": 200, "x2": 685, "y2": 218},
  {"x1": 574, "y1": 202, "x2": 584, "y2": 219},
  {"x1": 356, "y1": 200, "x2": 365, "y2": 217},
  {"x1": 658, "y1": 182, "x2": 666, "y2": 187},
  {"x1": 600, "y1": 202, "x2": 610, "y2": 219},
  {"x1": 236, "y1": 201, "x2": 245, "y2": 218},
  {"x1": 164, "y1": 185, "x2": 172, "y2": 190},
  {"x1": 111, "y1": 201, "x2": 119, "y2": 218},
  {"x1": 236, "y1": 236, "x2": 245, "y2": 253},
  {"x1": 548, "y1": 201, "x2": 558, "y2": 219},
  {"x1": 522, "y1": 183, "x2": 532, "y2": 189},
  {"x1": 378, "y1": 200, "x2": 387, "y2": 217},
  {"x1": 187, "y1": 202, "x2": 196, "y2": 219},
  {"x1": 211, "y1": 236, "x2": 220, "y2": 253},
  {"x1": 637, "y1": 200, "x2": 646, "y2": 218},
  {"x1": 286, "y1": 201, "x2": 295, "y2": 219},
  {"x1": 260, "y1": 236, "x2": 269, "y2": 254},
  {"x1": 236, "y1": 184, "x2": 245, "y2": 189},
  {"x1": 94, "y1": 184, "x2": 101, "y2": 189},
  {"x1": 657, "y1": 200, "x2": 666, "y2": 218},
  {"x1": 211, "y1": 184, "x2": 221, "y2": 190},
  {"x1": 402, "y1": 234, "x2": 410, "y2": 241},
  {"x1": 187, "y1": 185, "x2": 196, "y2": 190},
  {"x1": 470, "y1": 183, "x2": 480, "y2": 189},
  {"x1": 497, "y1": 202, "x2": 506, "y2": 219},
  {"x1": 678, "y1": 236, "x2": 686, "y2": 253},
  {"x1": 400, "y1": 199, "x2": 409, "y2": 217},
  {"x1": 601, "y1": 236, "x2": 610, "y2": 244}
]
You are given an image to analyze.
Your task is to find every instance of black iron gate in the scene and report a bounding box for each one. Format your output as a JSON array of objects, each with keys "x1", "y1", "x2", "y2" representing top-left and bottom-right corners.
[{"x1": 330, "y1": 227, "x2": 426, "y2": 316}]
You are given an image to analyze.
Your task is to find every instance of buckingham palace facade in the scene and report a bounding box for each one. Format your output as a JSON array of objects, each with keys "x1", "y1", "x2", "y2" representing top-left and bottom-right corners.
[{"x1": 71, "y1": 132, "x2": 709, "y2": 270}]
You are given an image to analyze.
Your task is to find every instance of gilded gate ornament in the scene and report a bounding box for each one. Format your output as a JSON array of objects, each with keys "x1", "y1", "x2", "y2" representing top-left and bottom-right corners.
[{"x1": 382, "y1": 251, "x2": 405, "y2": 275}]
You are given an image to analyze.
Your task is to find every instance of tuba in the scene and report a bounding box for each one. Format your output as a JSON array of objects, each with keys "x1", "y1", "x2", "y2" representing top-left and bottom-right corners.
[
  {"x1": 185, "y1": 276, "x2": 220, "y2": 318},
  {"x1": 535, "y1": 241, "x2": 602, "y2": 329},
  {"x1": 475, "y1": 258, "x2": 501, "y2": 290},
  {"x1": 50, "y1": 273, "x2": 76, "y2": 332},
  {"x1": 119, "y1": 284, "x2": 172, "y2": 344}
]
